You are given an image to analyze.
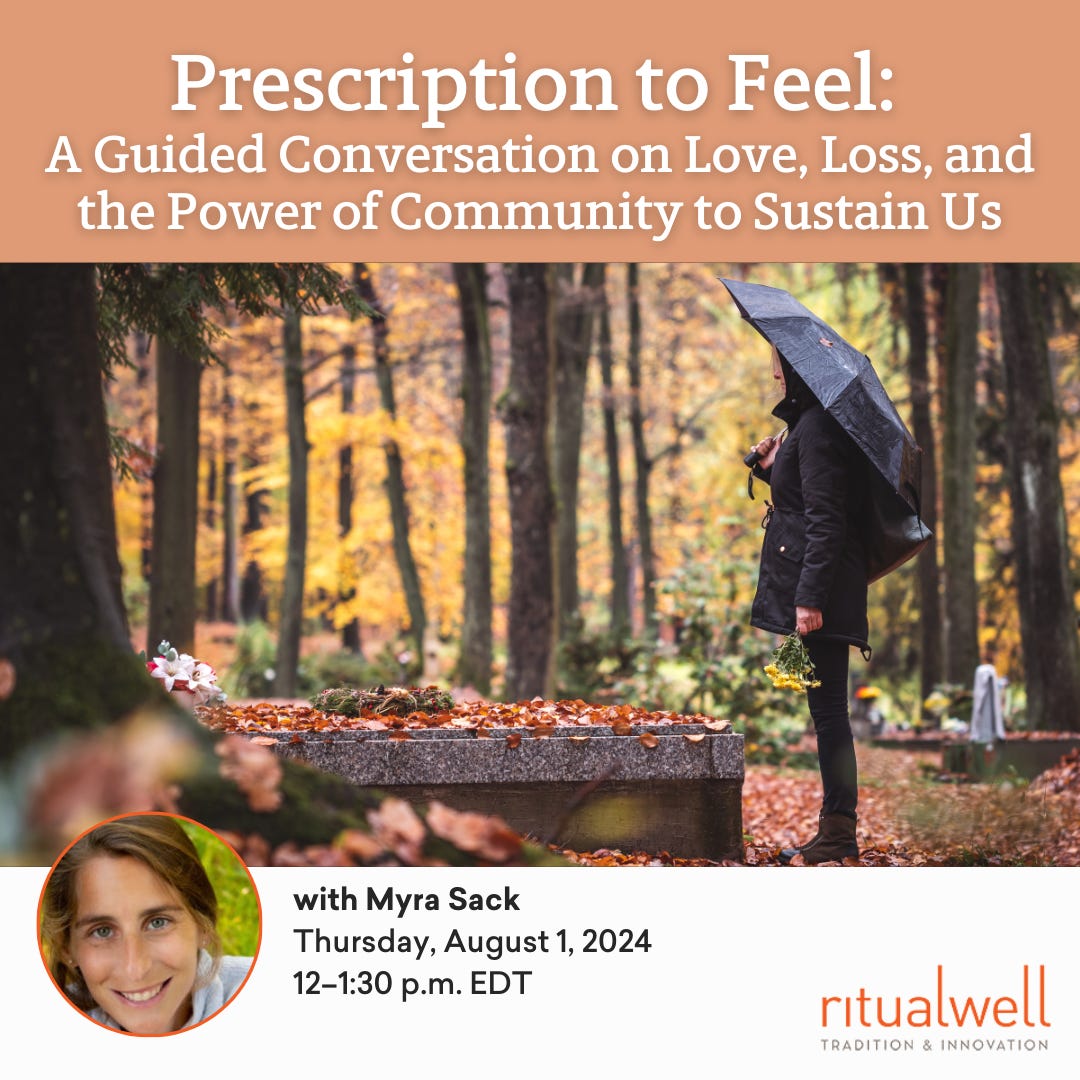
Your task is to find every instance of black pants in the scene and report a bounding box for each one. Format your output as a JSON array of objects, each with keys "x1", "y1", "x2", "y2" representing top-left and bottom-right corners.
[{"x1": 805, "y1": 638, "x2": 857, "y2": 818}]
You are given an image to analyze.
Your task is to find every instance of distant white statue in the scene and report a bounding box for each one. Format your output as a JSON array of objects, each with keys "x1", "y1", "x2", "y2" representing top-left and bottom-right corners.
[{"x1": 970, "y1": 655, "x2": 1007, "y2": 745}]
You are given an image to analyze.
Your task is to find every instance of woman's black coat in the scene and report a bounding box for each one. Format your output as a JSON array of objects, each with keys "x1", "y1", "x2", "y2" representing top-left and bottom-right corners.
[{"x1": 751, "y1": 380, "x2": 871, "y2": 654}]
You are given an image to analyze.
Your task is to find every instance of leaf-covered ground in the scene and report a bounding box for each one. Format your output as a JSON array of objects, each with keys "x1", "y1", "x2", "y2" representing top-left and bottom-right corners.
[{"x1": 561, "y1": 745, "x2": 1080, "y2": 867}]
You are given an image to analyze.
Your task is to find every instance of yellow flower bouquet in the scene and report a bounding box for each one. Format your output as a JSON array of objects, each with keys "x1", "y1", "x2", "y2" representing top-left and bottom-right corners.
[{"x1": 763, "y1": 633, "x2": 822, "y2": 694}]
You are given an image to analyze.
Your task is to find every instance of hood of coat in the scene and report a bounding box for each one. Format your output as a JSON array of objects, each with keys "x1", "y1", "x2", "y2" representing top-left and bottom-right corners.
[{"x1": 771, "y1": 353, "x2": 815, "y2": 425}]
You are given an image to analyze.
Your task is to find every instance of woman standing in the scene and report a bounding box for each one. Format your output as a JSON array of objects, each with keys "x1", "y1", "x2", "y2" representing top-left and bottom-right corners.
[{"x1": 750, "y1": 346, "x2": 871, "y2": 864}]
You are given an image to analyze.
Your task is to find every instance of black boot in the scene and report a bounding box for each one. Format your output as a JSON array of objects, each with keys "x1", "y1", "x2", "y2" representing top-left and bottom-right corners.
[{"x1": 795, "y1": 813, "x2": 858, "y2": 865}]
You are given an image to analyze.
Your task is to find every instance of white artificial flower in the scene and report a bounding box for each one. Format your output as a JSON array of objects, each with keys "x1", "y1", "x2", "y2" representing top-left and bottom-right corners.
[
  {"x1": 189, "y1": 662, "x2": 226, "y2": 704},
  {"x1": 150, "y1": 641, "x2": 225, "y2": 706},
  {"x1": 189, "y1": 661, "x2": 216, "y2": 688},
  {"x1": 151, "y1": 654, "x2": 191, "y2": 693}
]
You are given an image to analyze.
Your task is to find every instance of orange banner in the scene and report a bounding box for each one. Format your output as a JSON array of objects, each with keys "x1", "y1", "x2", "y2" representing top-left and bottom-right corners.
[{"x1": 3, "y1": 0, "x2": 1075, "y2": 260}]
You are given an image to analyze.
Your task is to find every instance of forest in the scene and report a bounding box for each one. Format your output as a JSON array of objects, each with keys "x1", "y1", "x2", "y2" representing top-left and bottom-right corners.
[
  {"x1": 2, "y1": 261, "x2": 1080, "y2": 864},
  {"x1": 8, "y1": 263, "x2": 1080, "y2": 719},
  {"x1": 99, "y1": 262, "x2": 1080, "y2": 732}
]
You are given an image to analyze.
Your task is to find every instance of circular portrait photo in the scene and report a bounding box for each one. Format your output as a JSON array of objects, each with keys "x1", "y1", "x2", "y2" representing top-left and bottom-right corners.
[{"x1": 38, "y1": 813, "x2": 260, "y2": 1035}]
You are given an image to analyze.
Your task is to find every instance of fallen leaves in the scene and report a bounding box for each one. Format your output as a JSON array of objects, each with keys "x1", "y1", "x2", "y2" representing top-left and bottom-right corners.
[
  {"x1": 366, "y1": 797, "x2": 428, "y2": 865},
  {"x1": 562, "y1": 746, "x2": 1080, "y2": 867},
  {"x1": 215, "y1": 735, "x2": 284, "y2": 813},
  {"x1": 703, "y1": 719, "x2": 734, "y2": 734},
  {"x1": 216, "y1": 800, "x2": 530, "y2": 868},
  {"x1": 335, "y1": 828, "x2": 385, "y2": 863},
  {"x1": 556, "y1": 847, "x2": 727, "y2": 868},
  {"x1": 425, "y1": 801, "x2": 524, "y2": 862},
  {"x1": 0, "y1": 658, "x2": 15, "y2": 700},
  {"x1": 200, "y1": 696, "x2": 728, "y2": 737},
  {"x1": 27, "y1": 710, "x2": 198, "y2": 845},
  {"x1": 1032, "y1": 748, "x2": 1080, "y2": 793}
]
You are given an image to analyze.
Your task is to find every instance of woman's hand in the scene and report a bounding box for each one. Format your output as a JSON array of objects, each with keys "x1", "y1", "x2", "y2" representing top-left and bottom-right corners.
[
  {"x1": 796, "y1": 606, "x2": 823, "y2": 635},
  {"x1": 751, "y1": 434, "x2": 781, "y2": 470}
]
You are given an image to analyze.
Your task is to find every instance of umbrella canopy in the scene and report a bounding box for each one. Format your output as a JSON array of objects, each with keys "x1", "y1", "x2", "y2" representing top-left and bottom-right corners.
[{"x1": 722, "y1": 277, "x2": 931, "y2": 581}]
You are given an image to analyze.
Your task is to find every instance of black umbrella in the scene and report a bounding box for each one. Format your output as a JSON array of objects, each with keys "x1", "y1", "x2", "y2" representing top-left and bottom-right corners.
[{"x1": 721, "y1": 277, "x2": 931, "y2": 582}]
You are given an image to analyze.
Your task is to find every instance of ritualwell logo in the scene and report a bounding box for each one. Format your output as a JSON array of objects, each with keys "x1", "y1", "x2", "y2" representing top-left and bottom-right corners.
[{"x1": 818, "y1": 965, "x2": 1051, "y2": 1057}]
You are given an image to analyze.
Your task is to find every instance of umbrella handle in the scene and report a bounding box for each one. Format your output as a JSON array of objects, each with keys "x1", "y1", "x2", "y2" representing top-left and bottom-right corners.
[
  {"x1": 744, "y1": 449, "x2": 763, "y2": 499},
  {"x1": 744, "y1": 429, "x2": 786, "y2": 498},
  {"x1": 744, "y1": 428, "x2": 787, "y2": 468}
]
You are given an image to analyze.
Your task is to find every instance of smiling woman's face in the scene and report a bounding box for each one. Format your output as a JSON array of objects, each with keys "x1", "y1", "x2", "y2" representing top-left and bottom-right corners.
[{"x1": 68, "y1": 855, "x2": 201, "y2": 1034}]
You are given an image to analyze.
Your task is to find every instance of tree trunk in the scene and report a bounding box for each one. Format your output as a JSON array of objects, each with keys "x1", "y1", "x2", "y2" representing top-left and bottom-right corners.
[
  {"x1": 221, "y1": 364, "x2": 240, "y2": 623},
  {"x1": 554, "y1": 262, "x2": 605, "y2": 639},
  {"x1": 626, "y1": 263, "x2": 656, "y2": 635},
  {"x1": 203, "y1": 450, "x2": 219, "y2": 620},
  {"x1": 133, "y1": 336, "x2": 154, "y2": 590},
  {"x1": 338, "y1": 343, "x2": 362, "y2": 654},
  {"x1": 147, "y1": 339, "x2": 201, "y2": 655},
  {"x1": 994, "y1": 264, "x2": 1080, "y2": 730},
  {"x1": 240, "y1": 468, "x2": 268, "y2": 623},
  {"x1": 273, "y1": 306, "x2": 307, "y2": 697},
  {"x1": 353, "y1": 264, "x2": 427, "y2": 667},
  {"x1": 0, "y1": 264, "x2": 156, "y2": 755},
  {"x1": 597, "y1": 266, "x2": 630, "y2": 638},
  {"x1": 942, "y1": 264, "x2": 981, "y2": 685},
  {"x1": 503, "y1": 264, "x2": 557, "y2": 700},
  {"x1": 453, "y1": 263, "x2": 493, "y2": 693},
  {"x1": 903, "y1": 264, "x2": 943, "y2": 699}
]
